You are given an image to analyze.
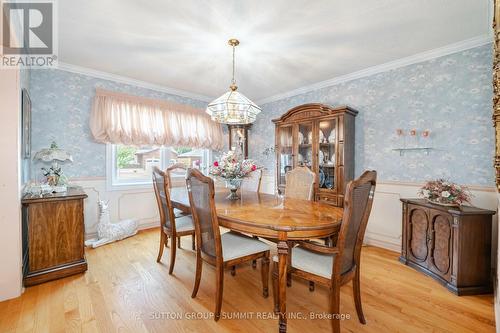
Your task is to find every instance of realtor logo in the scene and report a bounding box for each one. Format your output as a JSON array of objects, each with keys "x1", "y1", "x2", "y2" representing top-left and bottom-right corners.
[{"x1": 1, "y1": 1, "x2": 57, "y2": 68}]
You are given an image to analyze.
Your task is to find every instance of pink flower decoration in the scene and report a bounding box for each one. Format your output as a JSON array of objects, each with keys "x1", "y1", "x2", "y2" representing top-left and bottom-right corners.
[
  {"x1": 213, "y1": 161, "x2": 219, "y2": 167},
  {"x1": 251, "y1": 165, "x2": 257, "y2": 171}
]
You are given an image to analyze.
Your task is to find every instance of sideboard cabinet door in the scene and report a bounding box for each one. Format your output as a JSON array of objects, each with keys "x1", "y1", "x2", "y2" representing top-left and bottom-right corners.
[
  {"x1": 22, "y1": 188, "x2": 88, "y2": 286},
  {"x1": 407, "y1": 205, "x2": 429, "y2": 266},
  {"x1": 427, "y1": 210, "x2": 452, "y2": 282},
  {"x1": 400, "y1": 198, "x2": 494, "y2": 295}
]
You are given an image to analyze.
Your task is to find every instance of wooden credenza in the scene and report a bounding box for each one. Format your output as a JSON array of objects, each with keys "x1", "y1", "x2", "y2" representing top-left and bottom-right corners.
[
  {"x1": 22, "y1": 188, "x2": 88, "y2": 286},
  {"x1": 400, "y1": 198, "x2": 495, "y2": 295}
]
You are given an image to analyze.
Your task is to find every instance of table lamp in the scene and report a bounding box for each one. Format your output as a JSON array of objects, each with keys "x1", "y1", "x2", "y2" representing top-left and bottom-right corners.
[{"x1": 34, "y1": 141, "x2": 73, "y2": 192}]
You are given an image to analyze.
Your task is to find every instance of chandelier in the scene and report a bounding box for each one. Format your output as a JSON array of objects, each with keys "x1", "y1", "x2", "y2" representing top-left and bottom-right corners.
[{"x1": 206, "y1": 39, "x2": 261, "y2": 124}]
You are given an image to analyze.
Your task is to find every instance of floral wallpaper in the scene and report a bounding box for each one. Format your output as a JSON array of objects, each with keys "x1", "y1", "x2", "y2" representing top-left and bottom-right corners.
[
  {"x1": 249, "y1": 44, "x2": 494, "y2": 186},
  {"x1": 29, "y1": 44, "x2": 494, "y2": 186},
  {"x1": 29, "y1": 69, "x2": 207, "y2": 179}
]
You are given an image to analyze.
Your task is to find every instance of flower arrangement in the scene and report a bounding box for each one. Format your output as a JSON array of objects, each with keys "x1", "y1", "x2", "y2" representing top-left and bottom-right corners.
[
  {"x1": 210, "y1": 150, "x2": 257, "y2": 180},
  {"x1": 210, "y1": 150, "x2": 258, "y2": 200},
  {"x1": 418, "y1": 179, "x2": 472, "y2": 206}
]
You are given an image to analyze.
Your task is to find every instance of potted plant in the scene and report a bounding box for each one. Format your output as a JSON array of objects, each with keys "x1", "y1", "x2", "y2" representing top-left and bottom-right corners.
[
  {"x1": 210, "y1": 150, "x2": 258, "y2": 200},
  {"x1": 418, "y1": 179, "x2": 472, "y2": 207}
]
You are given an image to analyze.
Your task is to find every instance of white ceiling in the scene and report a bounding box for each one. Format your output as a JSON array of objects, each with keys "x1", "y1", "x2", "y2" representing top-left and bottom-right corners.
[{"x1": 59, "y1": 0, "x2": 491, "y2": 102}]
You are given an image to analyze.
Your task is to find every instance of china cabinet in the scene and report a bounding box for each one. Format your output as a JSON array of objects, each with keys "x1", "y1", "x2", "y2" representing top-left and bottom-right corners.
[{"x1": 272, "y1": 104, "x2": 357, "y2": 206}]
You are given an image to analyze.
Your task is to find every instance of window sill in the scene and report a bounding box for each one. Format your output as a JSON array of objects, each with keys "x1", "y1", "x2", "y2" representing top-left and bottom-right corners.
[{"x1": 106, "y1": 176, "x2": 188, "y2": 192}]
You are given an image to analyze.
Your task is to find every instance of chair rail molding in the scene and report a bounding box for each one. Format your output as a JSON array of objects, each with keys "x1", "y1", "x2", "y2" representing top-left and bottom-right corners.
[
  {"x1": 259, "y1": 177, "x2": 498, "y2": 254},
  {"x1": 69, "y1": 178, "x2": 160, "y2": 240}
]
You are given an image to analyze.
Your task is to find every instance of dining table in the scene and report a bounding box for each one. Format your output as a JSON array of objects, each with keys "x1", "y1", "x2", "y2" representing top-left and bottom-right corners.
[{"x1": 169, "y1": 186, "x2": 343, "y2": 333}]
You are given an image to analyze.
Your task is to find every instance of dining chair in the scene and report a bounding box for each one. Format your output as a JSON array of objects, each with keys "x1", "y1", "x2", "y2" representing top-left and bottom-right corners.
[
  {"x1": 283, "y1": 165, "x2": 316, "y2": 285},
  {"x1": 241, "y1": 169, "x2": 262, "y2": 192},
  {"x1": 272, "y1": 170, "x2": 377, "y2": 333},
  {"x1": 285, "y1": 166, "x2": 315, "y2": 200},
  {"x1": 167, "y1": 163, "x2": 194, "y2": 247},
  {"x1": 152, "y1": 166, "x2": 195, "y2": 275},
  {"x1": 186, "y1": 168, "x2": 271, "y2": 321},
  {"x1": 237, "y1": 168, "x2": 263, "y2": 272}
]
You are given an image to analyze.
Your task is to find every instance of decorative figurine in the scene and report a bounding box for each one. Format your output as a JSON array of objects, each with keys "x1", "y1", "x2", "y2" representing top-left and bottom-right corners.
[
  {"x1": 84, "y1": 199, "x2": 138, "y2": 248},
  {"x1": 34, "y1": 141, "x2": 72, "y2": 192}
]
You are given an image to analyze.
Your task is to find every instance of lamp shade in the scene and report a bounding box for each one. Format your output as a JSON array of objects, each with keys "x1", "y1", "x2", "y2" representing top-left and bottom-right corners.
[
  {"x1": 206, "y1": 90, "x2": 262, "y2": 125},
  {"x1": 34, "y1": 142, "x2": 73, "y2": 163}
]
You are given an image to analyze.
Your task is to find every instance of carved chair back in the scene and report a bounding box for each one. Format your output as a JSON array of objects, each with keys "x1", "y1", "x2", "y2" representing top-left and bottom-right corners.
[
  {"x1": 241, "y1": 169, "x2": 262, "y2": 192},
  {"x1": 166, "y1": 163, "x2": 188, "y2": 187},
  {"x1": 186, "y1": 168, "x2": 222, "y2": 262},
  {"x1": 285, "y1": 166, "x2": 316, "y2": 200},
  {"x1": 333, "y1": 170, "x2": 377, "y2": 278}
]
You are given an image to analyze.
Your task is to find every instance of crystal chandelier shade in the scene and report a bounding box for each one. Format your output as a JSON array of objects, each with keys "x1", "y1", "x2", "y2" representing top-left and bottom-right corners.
[{"x1": 206, "y1": 39, "x2": 261, "y2": 125}]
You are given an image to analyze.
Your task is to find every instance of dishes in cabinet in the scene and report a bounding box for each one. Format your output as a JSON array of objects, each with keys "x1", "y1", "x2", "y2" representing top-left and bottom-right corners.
[
  {"x1": 319, "y1": 150, "x2": 325, "y2": 165},
  {"x1": 298, "y1": 132, "x2": 304, "y2": 144},
  {"x1": 280, "y1": 131, "x2": 292, "y2": 146},
  {"x1": 328, "y1": 129, "x2": 336, "y2": 143},
  {"x1": 297, "y1": 153, "x2": 304, "y2": 163},
  {"x1": 319, "y1": 130, "x2": 325, "y2": 143},
  {"x1": 324, "y1": 174, "x2": 333, "y2": 189},
  {"x1": 306, "y1": 149, "x2": 313, "y2": 163},
  {"x1": 319, "y1": 169, "x2": 325, "y2": 187},
  {"x1": 307, "y1": 131, "x2": 313, "y2": 144}
]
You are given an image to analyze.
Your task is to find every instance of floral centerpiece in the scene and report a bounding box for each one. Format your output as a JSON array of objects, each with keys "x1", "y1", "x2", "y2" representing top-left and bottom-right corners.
[
  {"x1": 418, "y1": 179, "x2": 472, "y2": 206},
  {"x1": 210, "y1": 150, "x2": 258, "y2": 200}
]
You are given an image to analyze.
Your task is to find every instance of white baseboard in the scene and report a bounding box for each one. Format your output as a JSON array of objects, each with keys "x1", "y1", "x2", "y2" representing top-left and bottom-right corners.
[
  {"x1": 364, "y1": 233, "x2": 401, "y2": 252},
  {"x1": 84, "y1": 220, "x2": 159, "y2": 241}
]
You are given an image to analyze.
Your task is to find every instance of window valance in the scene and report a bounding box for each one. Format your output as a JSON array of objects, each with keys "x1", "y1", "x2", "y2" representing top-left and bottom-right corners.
[{"x1": 90, "y1": 88, "x2": 224, "y2": 150}]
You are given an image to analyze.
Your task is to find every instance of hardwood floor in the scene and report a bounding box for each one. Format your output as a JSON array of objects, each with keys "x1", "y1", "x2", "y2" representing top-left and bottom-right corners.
[{"x1": 0, "y1": 228, "x2": 494, "y2": 333}]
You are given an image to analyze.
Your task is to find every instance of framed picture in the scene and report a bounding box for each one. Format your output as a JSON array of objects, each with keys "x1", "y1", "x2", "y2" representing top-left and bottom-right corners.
[{"x1": 22, "y1": 88, "x2": 31, "y2": 159}]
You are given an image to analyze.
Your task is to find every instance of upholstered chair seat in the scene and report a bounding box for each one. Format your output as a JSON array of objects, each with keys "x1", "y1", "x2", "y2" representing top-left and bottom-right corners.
[
  {"x1": 222, "y1": 232, "x2": 270, "y2": 261},
  {"x1": 169, "y1": 215, "x2": 195, "y2": 233},
  {"x1": 273, "y1": 247, "x2": 354, "y2": 279}
]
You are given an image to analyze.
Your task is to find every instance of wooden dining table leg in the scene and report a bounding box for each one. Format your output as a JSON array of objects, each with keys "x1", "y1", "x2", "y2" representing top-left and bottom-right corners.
[{"x1": 277, "y1": 231, "x2": 288, "y2": 333}]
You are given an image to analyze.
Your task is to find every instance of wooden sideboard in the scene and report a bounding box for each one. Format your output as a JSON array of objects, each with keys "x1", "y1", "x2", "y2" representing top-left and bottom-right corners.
[
  {"x1": 272, "y1": 104, "x2": 357, "y2": 207},
  {"x1": 400, "y1": 198, "x2": 495, "y2": 295},
  {"x1": 22, "y1": 188, "x2": 88, "y2": 286}
]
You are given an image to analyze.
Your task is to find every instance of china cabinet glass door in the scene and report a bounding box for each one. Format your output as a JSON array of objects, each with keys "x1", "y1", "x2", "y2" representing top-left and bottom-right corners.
[
  {"x1": 277, "y1": 125, "x2": 293, "y2": 189},
  {"x1": 297, "y1": 122, "x2": 313, "y2": 168},
  {"x1": 318, "y1": 118, "x2": 337, "y2": 190}
]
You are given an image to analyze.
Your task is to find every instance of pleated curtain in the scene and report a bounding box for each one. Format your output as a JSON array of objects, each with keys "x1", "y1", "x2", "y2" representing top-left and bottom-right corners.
[{"x1": 90, "y1": 88, "x2": 224, "y2": 150}]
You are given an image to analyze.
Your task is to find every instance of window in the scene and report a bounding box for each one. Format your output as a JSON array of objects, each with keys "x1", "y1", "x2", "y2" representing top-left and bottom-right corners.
[{"x1": 107, "y1": 144, "x2": 210, "y2": 190}]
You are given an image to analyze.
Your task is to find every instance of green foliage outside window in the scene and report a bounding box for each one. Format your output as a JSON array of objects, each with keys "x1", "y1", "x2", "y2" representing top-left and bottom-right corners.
[
  {"x1": 117, "y1": 146, "x2": 136, "y2": 168},
  {"x1": 174, "y1": 147, "x2": 192, "y2": 155}
]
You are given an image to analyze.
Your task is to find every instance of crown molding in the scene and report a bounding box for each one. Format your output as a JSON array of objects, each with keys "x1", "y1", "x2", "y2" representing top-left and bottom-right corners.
[
  {"x1": 56, "y1": 62, "x2": 213, "y2": 103},
  {"x1": 256, "y1": 35, "x2": 493, "y2": 105}
]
